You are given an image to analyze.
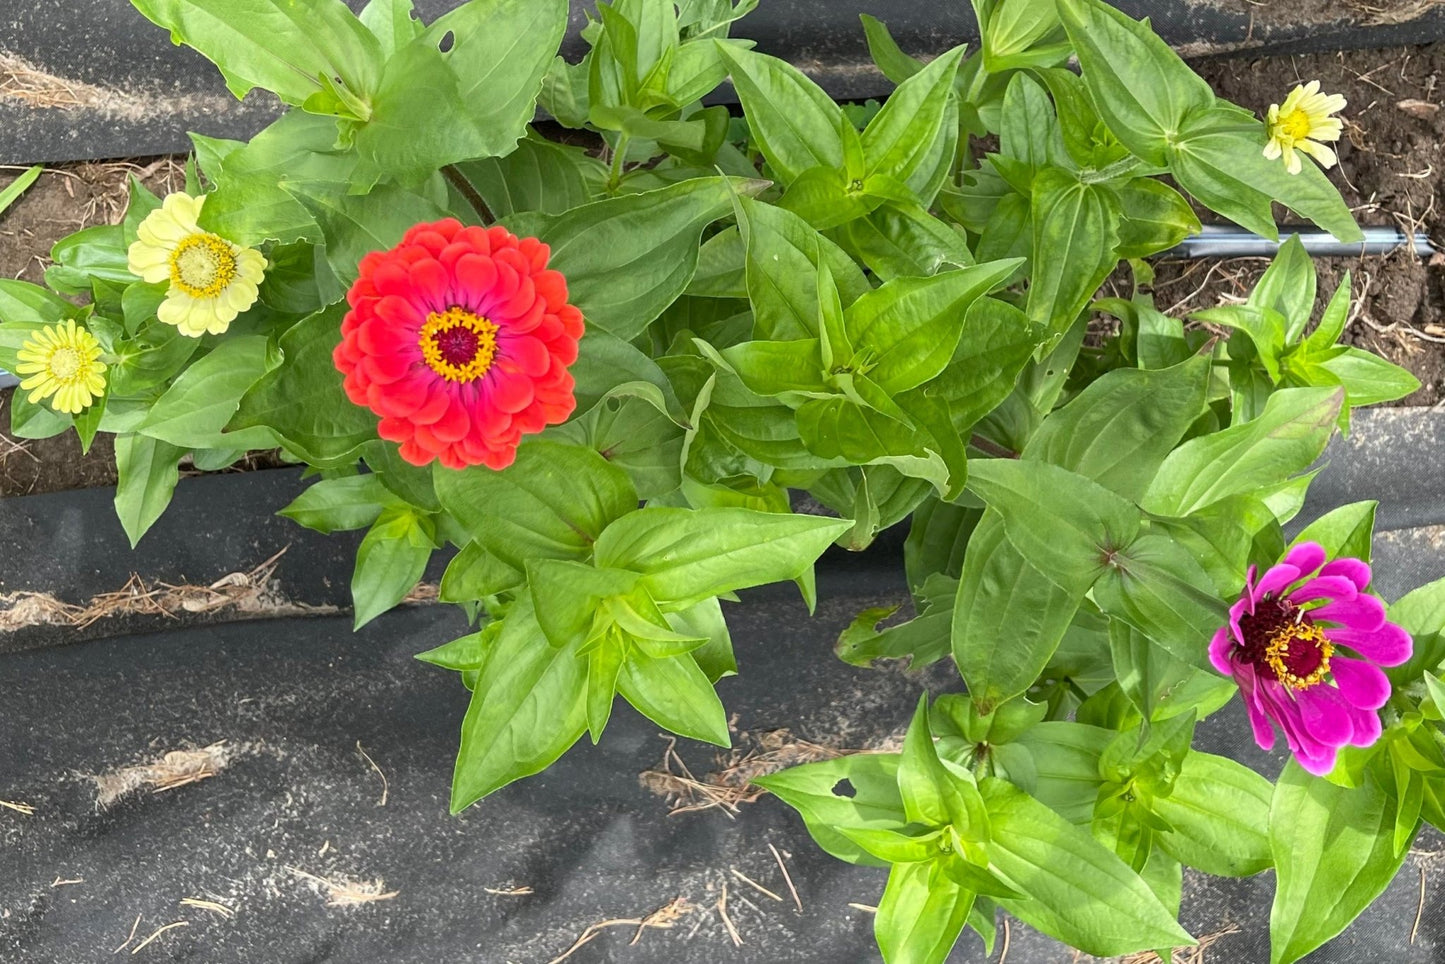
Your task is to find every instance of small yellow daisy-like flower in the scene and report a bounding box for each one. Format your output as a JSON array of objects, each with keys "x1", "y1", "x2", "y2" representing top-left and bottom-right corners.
[
  {"x1": 15, "y1": 319, "x2": 107, "y2": 415},
  {"x1": 126, "y1": 192, "x2": 266, "y2": 338},
  {"x1": 1263, "y1": 81, "x2": 1346, "y2": 176}
]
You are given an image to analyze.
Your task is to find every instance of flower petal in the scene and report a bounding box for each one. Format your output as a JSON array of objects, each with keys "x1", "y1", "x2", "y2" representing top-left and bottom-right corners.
[
  {"x1": 1329, "y1": 655, "x2": 1390, "y2": 710},
  {"x1": 1328, "y1": 622, "x2": 1412, "y2": 667}
]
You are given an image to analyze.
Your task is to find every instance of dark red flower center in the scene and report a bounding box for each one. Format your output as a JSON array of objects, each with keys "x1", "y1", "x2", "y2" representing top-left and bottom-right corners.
[
  {"x1": 1236, "y1": 598, "x2": 1333, "y2": 689},
  {"x1": 436, "y1": 326, "x2": 479, "y2": 367},
  {"x1": 418, "y1": 307, "x2": 499, "y2": 383}
]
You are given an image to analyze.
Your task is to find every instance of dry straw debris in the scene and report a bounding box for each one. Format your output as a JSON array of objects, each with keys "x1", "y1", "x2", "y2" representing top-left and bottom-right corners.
[
  {"x1": 91, "y1": 741, "x2": 234, "y2": 808},
  {"x1": 639, "y1": 729, "x2": 850, "y2": 816},
  {"x1": 0, "y1": 548, "x2": 336, "y2": 634},
  {"x1": 545, "y1": 896, "x2": 692, "y2": 964},
  {"x1": 287, "y1": 866, "x2": 399, "y2": 907}
]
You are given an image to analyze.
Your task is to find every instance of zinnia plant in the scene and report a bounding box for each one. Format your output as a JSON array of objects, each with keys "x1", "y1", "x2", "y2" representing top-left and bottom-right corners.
[{"x1": 0, "y1": 0, "x2": 1440, "y2": 962}]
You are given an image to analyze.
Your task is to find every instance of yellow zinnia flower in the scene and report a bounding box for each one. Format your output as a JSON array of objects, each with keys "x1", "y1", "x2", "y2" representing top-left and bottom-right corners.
[
  {"x1": 126, "y1": 192, "x2": 266, "y2": 338},
  {"x1": 1263, "y1": 81, "x2": 1346, "y2": 176},
  {"x1": 15, "y1": 320, "x2": 107, "y2": 415}
]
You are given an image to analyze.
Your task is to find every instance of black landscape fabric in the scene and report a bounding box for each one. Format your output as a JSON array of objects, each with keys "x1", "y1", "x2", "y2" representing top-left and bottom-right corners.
[{"x1": 0, "y1": 409, "x2": 1442, "y2": 962}]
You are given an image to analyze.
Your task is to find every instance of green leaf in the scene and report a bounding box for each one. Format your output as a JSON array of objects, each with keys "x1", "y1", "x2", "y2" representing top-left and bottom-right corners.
[
  {"x1": 927, "y1": 297, "x2": 1046, "y2": 432},
  {"x1": 1115, "y1": 179, "x2": 1201, "y2": 259},
  {"x1": 736, "y1": 196, "x2": 871, "y2": 341},
  {"x1": 570, "y1": 328, "x2": 690, "y2": 426},
  {"x1": 230, "y1": 304, "x2": 379, "y2": 464},
  {"x1": 981, "y1": 778, "x2": 1195, "y2": 955},
  {"x1": 1013, "y1": 721, "x2": 1112, "y2": 824},
  {"x1": 351, "y1": 505, "x2": 435, "y2": 628},
  {"x1": 137, "y1": 335, "x2": 277, "y2": 449},
  {"x1": 438, "y1": 541, "x2": 516, "y2": 603},
  {"x1": 1026, "y1": 168, "x2": 1120, "y2": 335},
  {"x1": 293, "y1": 181, "x2": 450, "y2": 286},
  {"x1": 836, "y1": 574, "x2": 955, "y2": 669},
  {"x1": 997, "y1": 73, "x2": 1060, "y2": 190},
  {"x1": 1269, "y1": 764, "x2": 1411, "y2": 964},
  {"x1": 49, "y1": 224, "x2": 132, "y2": 291},
  {"x1": 845, "y1": 259, "x2": 1022, "y2": 394},
  {"x1": 595, "y1": 506, "x2": 850, "y2": 607},
  {"x1": 1169, "y1": 107, "x2": 1362, "y2": 244},
  {"x1": 1154, "y1": 751, "x2": 1273, "y2": 877},
  {"x1": 113, "y1": 434, "x2": 185, "y2": 548},
  {"x1": 875, "y1": 861, "x2": 974, "y2": 964},
  {"x1": 555, "y1": 395, "x2": 685, "y2": 501},
  {"x1": 953, "y1": 512, "x2": 1079, "y2": 709},
  {"x1": 359, "y1": 0, "x2": 422, "y2": 58},
  {"x1": 1309, "y1": 347, "x2": 1421, "y2": 407},
  {"x1": 1292, "y1": 501, "x2": 1376, "y2": 563},
  {"x1": 451, "y1": 596, "x2": 587, "y2": 810},
  {"x1": 754, "y1": 753, "x2": 907, "y2": 866},
  {"x1": 0, "y1": 166, "x2": 41, "y2": 217},
  {"x1": 1093, "y1": 530, "x2": 1227, "y2": 670},
  {"x1": 859, "y1": 15, "x2": 923, "y2": 83},
  {"x1": 617, "y1": 651, "x2": 730, "y2": 746},
  {"x1": 1143, "y1": 387, "x2": 1343, "y2": 516},
  {"x1": 279, "y1": 473, "x2": 397, "y2": 535},
  {"x1": 1251, "y1": 235, "x2": 1316, "y2": 338},
  {"x1": 1055, "y1": 0, "x2": 1214, "y2": 166},
  {"x1": 128, "y1": 0, "x2": 381, "y2": 108},
  {"x1": 840, "y1": 203, "x2": 975, "y2": 282},
  {"x1": 861, "y1": 46, "x2": 964, "y2": 204},
  {"x1": 529, "y1": 176, "x2": 762, "y2": 340},
  {"x1": 1024, "y1": 355, "x2": 1209, "y2": 501},
  {"x1": 715, "y1": 43, "x2": 844, "y2": 184},
  {"x1": 453, "y1": 133, "x2": 601, "y2": 219},
  {"x1": 434, "y1": 438, "x2": 638, "y2": 581},
  {"x1": 966, "y1": 459, "x2": 1141, "y2": 596}
]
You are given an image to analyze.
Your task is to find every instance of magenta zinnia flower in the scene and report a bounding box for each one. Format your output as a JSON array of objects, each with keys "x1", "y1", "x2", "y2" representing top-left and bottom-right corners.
[{"x1": 1209, "y1": 541, "x2": 1411, "y2": 776}]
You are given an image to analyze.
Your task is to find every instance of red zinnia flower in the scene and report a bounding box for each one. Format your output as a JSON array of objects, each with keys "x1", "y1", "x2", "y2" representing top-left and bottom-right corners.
[
  {"x1": 1209, "y1": 541, "x2": 1412, "y2": 776},
  {"x1": 334, "y1": 219, "x2": 583, "y2": 470}
]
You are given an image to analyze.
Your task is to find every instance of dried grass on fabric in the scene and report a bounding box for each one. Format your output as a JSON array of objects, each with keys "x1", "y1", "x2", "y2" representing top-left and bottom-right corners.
[
  {"x1": 639, "y1": 730, "x2": 851, "y2": 816},
  {"x1": 92, "y1": 741, "x2": 233, "y2": 808}
]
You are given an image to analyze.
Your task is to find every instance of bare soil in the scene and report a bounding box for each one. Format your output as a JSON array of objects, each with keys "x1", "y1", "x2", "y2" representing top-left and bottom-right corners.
[{"x1": 1, "y1": 43, "x2": 1443, "y2": 498}]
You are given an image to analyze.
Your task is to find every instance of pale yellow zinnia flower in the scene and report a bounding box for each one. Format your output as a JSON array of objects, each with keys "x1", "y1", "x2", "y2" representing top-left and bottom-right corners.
[
  {"x1": 15, "y1": 319, "x2": 107, "y2": 415},
  {"x1": 1263, "y1": 81, "x2": 1346, "y2": 176},
  {"x1": 126, "y1": 192, "x2": 266, "y2": 337}
]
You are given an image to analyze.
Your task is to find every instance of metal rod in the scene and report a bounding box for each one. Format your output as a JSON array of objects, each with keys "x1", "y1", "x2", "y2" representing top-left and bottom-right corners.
[{"x1": 1161, "y1": 223, "x2": 1436, "y2": 260}]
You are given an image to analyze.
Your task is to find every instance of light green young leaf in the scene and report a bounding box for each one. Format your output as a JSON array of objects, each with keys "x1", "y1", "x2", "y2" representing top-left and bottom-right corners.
[
  {"x1": 1269, "y1": 764, "x2": 1410, "y2": 964},
  {"x1": 861, "y1": 46, "x2": 964, "y2": 204},
  {"x1": 1154, "y1": 751, "x2": 1273, "y2": 877},
  {"x1": 129, "y1": 0, "x2": 381, "y2": 108},
  {"x1": 359, "y1": 0, "x2": 421, "y2": 58},
  {"x1": 1026, "y1": 168, "x2": 1120, "y2": 335},
  {"x1": 840, "y1": 203, "x2": 975, "y2": 282},
  {"x1": 279, "y1": 473, "x2": 398, "y2": 535},
  {"x1": 859, "y1": 14, "x2": 923, "y2": 83},
  {"x1": 451, "y1": 596, "x2": 587, "y2": 811},
  {"x1": 1291, "y1": 501, "x2": 1376, "y2": 563},
  {"x1": 981, "y1": 778, "x2": 1196, "y2": 955},
  {"x1": 137, "y1": 336, "x2": 277, "y2": 449},
  {"x1": 1093, "y1": 530, "x2": 1227, "y2": 670},
  {"x1": 1308, "y1": 347, "x2": 1421, "y2": 407},
  {"x1": 435, "y1": 438, "x2": 638, "y2": 580},
  {"x1": 875, "y1": 860, "x2": 974, "y2": 964},
  {"x1": 113, "y1": 433, "x2": 186, "y2": 548},
  {"x1": 754, "y1": 753, "x2": 907, "y2": 866},
  {"x1": 595, "y1": 506, "x2": 850, "y2": 607},
  {"x1": 1143, "y1": 387, "x2": 1343, "y2": 516},
  {"x1": 715, "y1": 43, "x2": 844, "y2": 184},
  {"x1": 351, "y1": 505, "x2": 435, "y2": 629},
  {"x1": 617, "y1": 651, "x2": 730, "y2": 746}
]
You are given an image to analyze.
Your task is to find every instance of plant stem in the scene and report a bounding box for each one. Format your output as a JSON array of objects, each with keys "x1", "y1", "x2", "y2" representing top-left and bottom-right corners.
[{"x1": 442, "y1": 164, "x2": 492, "y2": 224}]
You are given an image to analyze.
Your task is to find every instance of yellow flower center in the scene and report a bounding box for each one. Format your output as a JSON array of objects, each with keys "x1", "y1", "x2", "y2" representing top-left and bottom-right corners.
[
  {"x1": 48, "y1": 347, "x2": 82, "y2": 380},
  {"x1": 419, "y1": 306, "x2": 499, "y2": 383},
  {"x1": 1265, "y1": 621, "x2": 1333, "y2": 690},
  {"x1": 1279, "y1": 108, "x2": 1314, "y2": 142},
  {"x1": 169, "y1": 233, "x2": 238, "y2": 299}
]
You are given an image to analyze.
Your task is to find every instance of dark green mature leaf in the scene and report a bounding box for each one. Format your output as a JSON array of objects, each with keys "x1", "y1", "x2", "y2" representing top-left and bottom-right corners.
[
  {"x1": 294, "y1": 181, "x2": 451, "y2": 286},
  {"x1": 840, "y1": 203, "x2": 974, "y2": 282},
  {"x1": 595, "y1": 506, "x2": 849, "y2": 607},
  {"x1": 1115, "y1": 179, "x2": 1200, "y2": 259},
  {"x1": 351, "y1": 505, "x2": 435, "y2": 628},
  {"x1": 451, "y1": 596, "x2": 587, "y2": 810},
  {"x1": 1269, "y1": 765, "x2": 1410, "y2": 964},
  {"x1": 875, "y1": 860, "x2": 974, "y2": 964},
  {"x1": 1024, "y1": 355, "x2": 1209, "y2": 500},
  {"x1": 435, "y1": 438, "x2": 637, "y2": 582},
  {"x1": 1055, "y1": 0, "x2": 1213, "y2": 165},
  {"x1": 1154, "y1": 751, "x2": 1272, "y2": 877},
  {"x1": 737, "y1": 196, "x2": 871, "y2": 340},
  {"x1": 997, "y1": 72, "x2": 1061, "y2": 190},
  {"x1": 954, "y1": 512, "x2": 1079, "y2": 710},
  {"x1": 533, "y1": 177, "x2": 764, "y2": 340},
  {"x1": 1014, "y1": 721, "x2": 1112, "y2": 824},
  {"x1": 280, "y1": 473, "x2": 398, "y2": 534},
  {"x1": 230, "y1": 305, "x2": 379, "y2": 464},
  {"x1": 982, "y1": 778, "x2": 1195, "y2": 955},
  {"x1": 129, "y1": 0, "x2": 381, "y2": 107},
  {"x1": 845, "y1": 259, "x2": 1022, "y2": 394},
  {"x1": 836, "y1": 574, "x2": 955, "y2": 668},
  {"x1": 555, "y1": 395, "x2": 685, "y2": 500},
  {"x1": 1169, "y1": 108, "x2": 1362, "y2": 243},
  {"x1": 1026, "y1": 169, "x2": 1119, "y2": 335},
  {"x1": 755, "y1": 753, "x2": 906, "y2": 866},
  {"x1": 861, "y1": 45, "x2": 964, "y2": 204},
  {"x1": 113, "y1": 433, "x2": 186, "y2": 548},
  {"x1": 928, "y1": 297, "x2": 1046, "y2": 433},
  {"x1": 904, "y1": 497, "x2": 980, "y2": 592},
  {"x1": 570, "y1": 328, "x2": 689, "y2": 425},
  {"x1": 966, "y1": 459, "x2": 1141, "y2": 596},
  {"x1": 716, "y1": 44, "x2": 844, "y2": 184},
  {"x1": 1143, "y1": 387, "x2": 1343, "y2": 516},
  {"x1": 138, "y1": 335, "x2": 277, "y2": 449}
]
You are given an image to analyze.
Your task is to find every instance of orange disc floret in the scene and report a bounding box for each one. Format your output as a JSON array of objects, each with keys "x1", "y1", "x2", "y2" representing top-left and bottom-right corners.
[{"x1": 334, "y1": 219, "x2": 584, "y2": 470}]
